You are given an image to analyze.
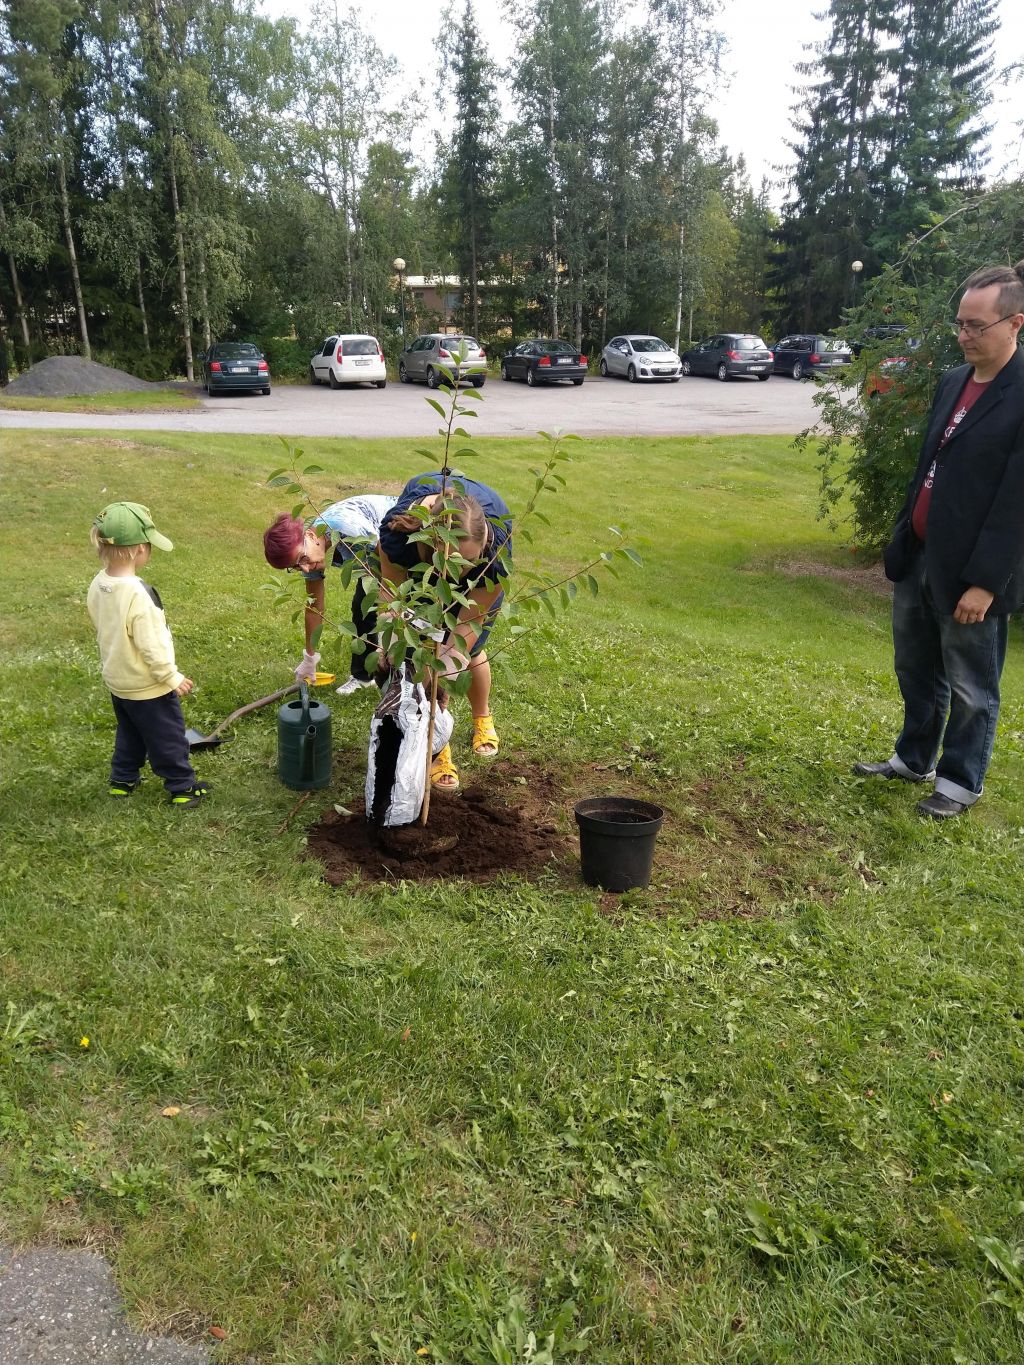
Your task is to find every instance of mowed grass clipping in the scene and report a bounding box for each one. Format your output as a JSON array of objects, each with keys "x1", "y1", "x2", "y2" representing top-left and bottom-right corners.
[{"x1": 2, "y1": 428, "x2": 1024, "y2": 1365}]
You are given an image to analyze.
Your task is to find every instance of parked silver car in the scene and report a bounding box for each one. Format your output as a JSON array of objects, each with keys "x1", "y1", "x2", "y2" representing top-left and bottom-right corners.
[
  {"x1": 398, "y1": 334, "x2": 488, "y2": 388},
  {"x1": 600, "y1": 334, "x2": 681, "y2": 382}
]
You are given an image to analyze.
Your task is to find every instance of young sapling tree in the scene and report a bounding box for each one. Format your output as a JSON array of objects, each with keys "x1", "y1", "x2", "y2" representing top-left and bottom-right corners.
[{"x1": 265, "y1": 346, "x2": 640, "y2": 825}]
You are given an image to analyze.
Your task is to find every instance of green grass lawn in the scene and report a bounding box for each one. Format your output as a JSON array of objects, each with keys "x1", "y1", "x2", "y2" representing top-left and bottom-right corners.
[
  {"x1": 0, "y1": 388, "x2": 200, "y2": 413},
  {"x1": 2, "y1": 428, "x2": 1024, "y2": 1364}
]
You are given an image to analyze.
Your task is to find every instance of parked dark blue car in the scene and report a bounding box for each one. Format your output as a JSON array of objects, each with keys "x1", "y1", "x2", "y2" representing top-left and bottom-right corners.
[{"x1": 201, "y1": 342, "x2": 270, "y2": 396}]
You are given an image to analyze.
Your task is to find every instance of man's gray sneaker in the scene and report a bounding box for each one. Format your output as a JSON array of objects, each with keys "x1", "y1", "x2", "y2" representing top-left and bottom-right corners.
[
  {"x1": 917, "y1": 792, "x2": 969, "y2": 819},
  {"x1": 851, "y1": 759, "x2": 935, "y2": 782}
]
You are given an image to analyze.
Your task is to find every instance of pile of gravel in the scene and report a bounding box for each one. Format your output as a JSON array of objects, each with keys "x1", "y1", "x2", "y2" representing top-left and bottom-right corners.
[{"x1": 5, "y1": 356, "x2": 163, "y2": 397}]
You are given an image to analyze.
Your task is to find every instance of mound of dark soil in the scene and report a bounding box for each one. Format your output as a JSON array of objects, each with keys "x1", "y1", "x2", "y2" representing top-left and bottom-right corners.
[
  {"x1": 5, "y1": 355, "x2": 161, "y2": 396},
  {"x1": 307, "y1": 759, "x2": 573, "y2": 884}
]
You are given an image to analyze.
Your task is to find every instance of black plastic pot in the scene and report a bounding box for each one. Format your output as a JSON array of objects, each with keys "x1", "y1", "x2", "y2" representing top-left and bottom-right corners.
[{"x1": 573, "y1": 796, "x2": 665, "y2": 892}]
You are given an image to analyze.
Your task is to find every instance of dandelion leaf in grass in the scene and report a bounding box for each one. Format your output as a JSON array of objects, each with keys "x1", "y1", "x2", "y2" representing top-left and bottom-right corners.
[{"x1": 977, "y1": 1235, "x2": 1024, "y2": 1291}]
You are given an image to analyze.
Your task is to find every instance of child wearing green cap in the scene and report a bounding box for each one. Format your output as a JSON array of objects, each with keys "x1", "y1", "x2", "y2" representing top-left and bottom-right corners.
[{"x1": 87, "y1": 502, "x2": 210, "y2": 809}]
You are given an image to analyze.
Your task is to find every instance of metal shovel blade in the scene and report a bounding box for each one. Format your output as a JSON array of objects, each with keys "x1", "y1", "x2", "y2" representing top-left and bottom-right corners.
[
  {"x1": 185, "y1": 726, "x2": 234, "y2": 751},
  {"x1": 186, "y1": 683, "x2": 301, "y2": 752}
]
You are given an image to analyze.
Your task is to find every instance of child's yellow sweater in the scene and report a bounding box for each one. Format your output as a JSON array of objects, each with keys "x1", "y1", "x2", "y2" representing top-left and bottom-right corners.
[{"x1": 87, "y1": 571, "x2": 185, "y2": 700}]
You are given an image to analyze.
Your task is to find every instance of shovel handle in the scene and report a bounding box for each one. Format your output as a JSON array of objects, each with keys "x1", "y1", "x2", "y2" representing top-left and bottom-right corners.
[{"x1": 204, "y1": 683, "x2": 300, "y2": 742}]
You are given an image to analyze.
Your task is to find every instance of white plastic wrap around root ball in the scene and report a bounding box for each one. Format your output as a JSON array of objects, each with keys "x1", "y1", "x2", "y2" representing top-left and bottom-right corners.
[{"x1": 365, "y1": 664, "x2": 455, "y2": 827}]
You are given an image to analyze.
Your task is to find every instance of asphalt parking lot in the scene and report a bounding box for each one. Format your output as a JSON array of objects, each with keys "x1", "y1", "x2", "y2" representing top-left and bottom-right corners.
[{"x1": 0, "y1": 371, "x2": 829, "y2": 438}]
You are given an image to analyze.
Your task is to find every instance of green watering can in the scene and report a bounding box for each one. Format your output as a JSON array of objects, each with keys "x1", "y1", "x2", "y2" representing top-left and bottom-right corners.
[{"x1": 277, "y1": 682, "x2": 332, "y2": 790}]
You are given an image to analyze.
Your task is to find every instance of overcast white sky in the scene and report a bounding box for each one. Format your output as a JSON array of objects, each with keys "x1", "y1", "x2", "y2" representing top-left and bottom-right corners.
[{"x1": 262, "y1": 0, "x2": 1024, "y2": 197}]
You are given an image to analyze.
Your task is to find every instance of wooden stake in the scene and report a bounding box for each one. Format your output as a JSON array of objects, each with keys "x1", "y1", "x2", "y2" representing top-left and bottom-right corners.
[{"x1": 419, "y1": 648, "x2": 441, "y2": 826}]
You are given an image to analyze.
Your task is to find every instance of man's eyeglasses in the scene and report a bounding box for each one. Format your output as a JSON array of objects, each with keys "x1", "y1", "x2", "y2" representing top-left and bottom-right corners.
[{"x1": 951, "y1": 313, "x2": 1017, "y2": 338}]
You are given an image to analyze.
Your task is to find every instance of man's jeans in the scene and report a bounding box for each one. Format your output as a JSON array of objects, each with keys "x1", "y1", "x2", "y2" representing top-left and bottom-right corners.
[{"x1": 890, "y1": 549, "x2": 1008, "y2": 804}]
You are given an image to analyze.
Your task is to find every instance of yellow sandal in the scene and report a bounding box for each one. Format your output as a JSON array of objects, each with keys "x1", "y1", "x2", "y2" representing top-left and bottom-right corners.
[
  {"x1": 430, "y1": 743, "x2": 460, "y2": 793},
  {"x1": 472, "y1": 714, "x2": 499, "y2": 759}
]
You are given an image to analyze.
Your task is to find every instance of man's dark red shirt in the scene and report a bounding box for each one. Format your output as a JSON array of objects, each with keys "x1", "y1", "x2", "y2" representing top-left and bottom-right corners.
[{"x1": 912, "y1": 375, "x2": 990, "y2": 540}]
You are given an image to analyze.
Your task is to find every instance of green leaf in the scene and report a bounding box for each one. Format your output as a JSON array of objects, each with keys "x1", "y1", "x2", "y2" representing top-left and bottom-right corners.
[
  {"x1": 291, "y1": 503, "x2": 305, "y2": 518},
  {"x1": 267, "y1": 475, "x2": 292, "y2": 489},
  {"x1": 425, "y1": 398, "x2": 446, "y2": 417},
  {"x1": 586, "y1": 574, "x2": 599, "y2": 596},
  {"x1": 977, "y1": 1235, "x2": 1024, "y2": 1291},
  {"x1": 265, "y1": 466, "x2": 289, "y2": 483},
  {"x1": 310, "y1": 625, "x2": 323, "y2": 649},
  {"x1": 302, "y1": 464, "x2": 325, "y2": 475},
  {"x1": 622, "y1": 547, "x2": 644, "y2": 566}
]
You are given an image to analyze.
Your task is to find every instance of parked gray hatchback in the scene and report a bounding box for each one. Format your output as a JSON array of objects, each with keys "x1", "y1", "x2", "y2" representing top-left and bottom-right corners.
[
  {"x1": 398, "y1": 334, "x2": 488, "y2": 388},
  {"x1": 680, "y1": 333, "x2": 773, "y2": 381}
]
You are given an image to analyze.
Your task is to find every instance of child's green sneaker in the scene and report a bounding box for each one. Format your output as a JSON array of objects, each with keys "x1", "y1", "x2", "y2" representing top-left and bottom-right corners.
[
  {"x1": 109, "y1": 779, "x2": 142, "y2": 798},
  {"x1": 170, "y1": 781, "x2": 212, "y2": 810}
]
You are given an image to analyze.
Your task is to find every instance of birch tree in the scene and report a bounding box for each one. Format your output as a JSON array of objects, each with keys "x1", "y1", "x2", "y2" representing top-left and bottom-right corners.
[{"x1": 2, "y1": 0, "x2": 92, "y2": 358}]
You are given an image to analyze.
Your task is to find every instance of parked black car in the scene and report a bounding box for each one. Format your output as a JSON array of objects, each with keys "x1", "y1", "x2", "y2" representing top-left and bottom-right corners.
[
  {"x1": 500, "y1": 338, "x2": 587, "y2": 386},
  {"x1": 680, "y1": 334, "x2": 773, "y2": 381},
  {"x1": 201, "y1": 342, "x2": 270, "y2": 395},
  {"x1": 771, "y1": 334, "x2": 852, "y2": 379},
  {"x1": 850, "y1": 323, "x2": 909, "y2": 359}
]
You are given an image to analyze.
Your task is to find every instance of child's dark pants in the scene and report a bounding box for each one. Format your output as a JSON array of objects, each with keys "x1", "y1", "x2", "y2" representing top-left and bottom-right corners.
[{"x1": 110, "y1": 692, "x2": 196, "y2": 794}]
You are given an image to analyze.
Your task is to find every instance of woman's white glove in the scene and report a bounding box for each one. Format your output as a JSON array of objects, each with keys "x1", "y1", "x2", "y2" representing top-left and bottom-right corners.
[{"x1": 294, "y1": 648, "x2": 320, "y2": 682}]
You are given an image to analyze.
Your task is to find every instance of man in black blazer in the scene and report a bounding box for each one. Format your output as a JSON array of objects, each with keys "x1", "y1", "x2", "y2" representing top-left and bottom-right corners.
[{"x1": 854, "y1": 261, "x2": 1024, "y2": 818}]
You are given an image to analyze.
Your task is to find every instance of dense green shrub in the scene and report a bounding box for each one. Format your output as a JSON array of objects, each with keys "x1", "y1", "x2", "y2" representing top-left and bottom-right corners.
[
  {"x1": 254, "y1": 336, "x2": 310, "y2": 382},
  {"x1": 798, "y1": 181, "x2": 1024, "y2": 550}
]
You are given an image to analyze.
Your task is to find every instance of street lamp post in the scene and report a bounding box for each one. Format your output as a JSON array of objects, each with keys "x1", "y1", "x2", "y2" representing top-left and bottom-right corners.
[
  {"x1": 851, "y1": 258, "x2": 863, "y2": 307},
  {"x1": 393, "y1": 257, "x2": 407, "y2": 346}
]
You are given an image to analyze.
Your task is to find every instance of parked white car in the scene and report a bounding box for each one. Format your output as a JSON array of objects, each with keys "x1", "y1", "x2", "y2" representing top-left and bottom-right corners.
[
  {"x1": 309, "y1": 334, "x2": 387, "y2": 388},
  {"x1": 600, "y1": 334, "x2": 681, "y2": 382}
]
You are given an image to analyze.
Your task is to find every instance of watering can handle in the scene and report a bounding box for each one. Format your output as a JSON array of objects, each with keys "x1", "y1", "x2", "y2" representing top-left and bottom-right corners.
[{"x1": 298, "y1": 680, "x2": 311, "y2": 720}]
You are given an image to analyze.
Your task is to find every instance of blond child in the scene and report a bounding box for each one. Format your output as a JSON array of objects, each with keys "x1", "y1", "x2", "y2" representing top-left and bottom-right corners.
[{"x1": 87, "y1": 501, "x2": 210, "y2": 809}]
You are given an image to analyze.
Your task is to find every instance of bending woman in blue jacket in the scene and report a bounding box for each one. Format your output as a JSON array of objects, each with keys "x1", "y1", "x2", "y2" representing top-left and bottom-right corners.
[{"x1": 378, "y1": 471, "x2": 512, "y2": 792}]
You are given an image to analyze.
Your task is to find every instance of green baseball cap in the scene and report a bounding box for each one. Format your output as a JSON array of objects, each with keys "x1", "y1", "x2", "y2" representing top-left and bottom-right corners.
[{"x1": 93, "y1": 501, "x2": 173, "y2": 551}]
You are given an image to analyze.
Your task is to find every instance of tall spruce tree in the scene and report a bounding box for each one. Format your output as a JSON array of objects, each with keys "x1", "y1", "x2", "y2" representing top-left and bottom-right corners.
[
  {"x1": 872, "y1": 0, "x2": 997, "y2": 259},
  {"x1": 436, "y1": 0, "x2": 497, "y2": 340},
  {"x1": 776, "y1": 0, "x2": 997, "y2": 332}
]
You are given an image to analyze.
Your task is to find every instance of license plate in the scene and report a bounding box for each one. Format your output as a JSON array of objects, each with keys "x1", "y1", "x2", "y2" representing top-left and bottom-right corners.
[
  {"x1": 231, "y1": 366, "x2": 252, "y2": 373},
  {"x1": 355, "y1": 359, "x2": 371, "y2": 366},
  {"x1": 655, "y1": 367, "x2": 674, "y2": 373},
  {"x1": 748, "y1": 365, "x2": 767, "y2": 372},
  {"x1": 557, "y1": 357, "x2": 574, "y2": 364}
]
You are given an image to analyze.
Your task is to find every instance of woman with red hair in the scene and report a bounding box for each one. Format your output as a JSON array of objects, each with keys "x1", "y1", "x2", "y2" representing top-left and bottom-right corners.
[{"x1": 263, "y1": 494, "x2": 396, "y2": 695}]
